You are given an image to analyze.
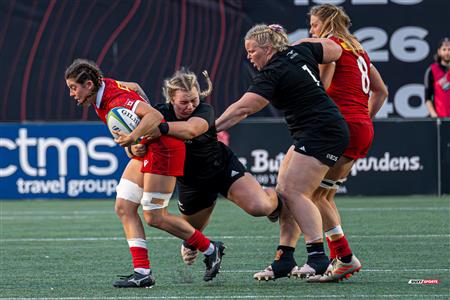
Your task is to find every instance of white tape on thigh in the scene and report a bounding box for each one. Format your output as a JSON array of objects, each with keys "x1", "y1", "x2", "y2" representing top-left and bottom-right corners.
[
  {"x1": 141, "y1": 192, "x2": 172, "y2": 210},
  {"x1": 116, "y1": 178, "x2": 143, "y2": 204},
  {"x1": 319, "y1": 179, "x2": 342, "y2": 190}
]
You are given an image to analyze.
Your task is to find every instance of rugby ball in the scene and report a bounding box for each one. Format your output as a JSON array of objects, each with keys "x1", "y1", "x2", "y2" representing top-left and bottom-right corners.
[{"x1": 106, "y1": 107, "x2": 140, "y2": 139}]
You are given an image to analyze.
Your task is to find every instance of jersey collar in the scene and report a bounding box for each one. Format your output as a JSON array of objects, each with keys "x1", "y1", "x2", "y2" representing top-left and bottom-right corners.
[{"x1": 95, "y1": 81, "x2": 106, "y2": 108}]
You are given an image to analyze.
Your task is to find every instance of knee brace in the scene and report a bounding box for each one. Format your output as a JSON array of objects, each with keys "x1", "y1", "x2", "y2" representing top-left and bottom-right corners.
[
  {"x1": 116, "y1": 178, "x2": 143, "y2": 203},
  {"x1": 141, "y1": 192, "x2": 172, "y2": 210}
]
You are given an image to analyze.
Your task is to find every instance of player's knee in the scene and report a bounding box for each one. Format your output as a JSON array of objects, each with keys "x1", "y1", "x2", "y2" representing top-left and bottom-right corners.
[
  {"x1": 143, "y1": 212, "x2": 165, "y2": 228},
  {"x1": 248, "y1": 201, "x2": 272, "y2": 217},
  {"x1": 275, "y1": 185, "x2": 289, "y2": 203},
  {"x1": 141, "y1": 192, "x2": 172, "y2": 227},
  {"x1": 115, "y1": 179, "x2": 143, "y2": 218}
]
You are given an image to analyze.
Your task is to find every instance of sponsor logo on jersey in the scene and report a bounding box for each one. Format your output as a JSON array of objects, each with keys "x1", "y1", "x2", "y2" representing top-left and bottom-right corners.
[{"x1": 326, "y1": 153, "x2": 338, "y2": 162}]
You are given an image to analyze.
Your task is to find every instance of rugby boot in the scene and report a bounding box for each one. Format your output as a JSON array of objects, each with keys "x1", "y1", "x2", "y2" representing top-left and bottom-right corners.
[
  {"x1": 112, "y1": 271, "x2": 155, "y2": 288},
  {"x1": 291, "y1": 254, "x2": 330, "y2": 278},
  {"x1": 253, "y1": 248, "x2": 298, "y2": 281},
  {"x1": 203, "y1": 241, "x2": 225, "y2": 281},
  {"x1": 307, "y1": 255, "x2": 362, "y2": 283}
]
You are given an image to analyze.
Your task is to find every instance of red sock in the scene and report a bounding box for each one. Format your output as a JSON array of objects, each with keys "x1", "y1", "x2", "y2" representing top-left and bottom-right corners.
[
  {"x1": 128, "y1": 239, "x2": 150, "y2": 269},
  {"x1": 186, "y1": 229, "x2": 210, "y2": 252},
  {"x1": 330, "y1": 235, "x2": 352, "y2": 259},
  {"x1": 326, "y1": 237, "x2": 336, "y2": 259}
]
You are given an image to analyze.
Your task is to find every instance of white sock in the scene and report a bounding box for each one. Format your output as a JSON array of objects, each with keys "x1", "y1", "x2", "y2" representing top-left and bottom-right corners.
[
  {"x1": 202, "y1": 243, "x2": 215, "y2": 255},
  {"x1": 134, "y1": 268, "x2": 150, "y2": 275}
]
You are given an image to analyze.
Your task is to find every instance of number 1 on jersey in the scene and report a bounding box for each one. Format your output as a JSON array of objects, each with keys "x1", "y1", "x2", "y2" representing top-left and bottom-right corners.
[{"x1": 302, "y1": 65, "x2": 320, "y2": 86}]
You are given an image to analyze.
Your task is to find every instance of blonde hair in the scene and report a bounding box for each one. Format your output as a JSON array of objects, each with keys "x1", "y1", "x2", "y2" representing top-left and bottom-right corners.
[
  {"x1": 244, "y1": 24, "x2": 289, "y2": 52},
  {"x1": 309, "y1": 4, "x2": 363, "y2": 55},
  {"x1": 162, "y1": 68, "x2": 213, "y2": 103}
]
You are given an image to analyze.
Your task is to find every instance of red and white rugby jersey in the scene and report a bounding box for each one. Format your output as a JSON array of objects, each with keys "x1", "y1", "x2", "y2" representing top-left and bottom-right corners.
[
  {"x1": 94, "y1": 78, "x2": 147, "y2": 124},
  {"x1": 327, "y1": 36, "x2": 371, "y2": 121}
]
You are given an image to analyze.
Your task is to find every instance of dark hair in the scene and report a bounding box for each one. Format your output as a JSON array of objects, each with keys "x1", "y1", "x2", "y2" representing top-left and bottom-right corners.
[
  {"x1": 64, "y1": 58, "x2": 103, "y2": 92},
  {"x1": 434, "y1": 37, "x2": 450, "y2": 63},
  {"x1": 438, "y1": 37, "x2": 449, "y2": 49}
]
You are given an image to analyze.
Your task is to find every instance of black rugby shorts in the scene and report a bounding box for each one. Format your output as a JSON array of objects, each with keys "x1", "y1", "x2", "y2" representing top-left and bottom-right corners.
[
  {"x1": 294, "y1": 118, "x2": 349, "y2": 167},
  {"x1": 177, "y1": 151, "x2": 246, "y2": 215}
]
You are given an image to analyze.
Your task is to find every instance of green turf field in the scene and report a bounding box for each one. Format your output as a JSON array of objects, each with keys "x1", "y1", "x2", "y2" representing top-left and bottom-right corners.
[{"x1": 1, "y1": 196, "x2": 449, "y2": 299}]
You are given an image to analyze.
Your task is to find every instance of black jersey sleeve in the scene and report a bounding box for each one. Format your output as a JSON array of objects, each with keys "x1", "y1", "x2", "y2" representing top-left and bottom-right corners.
[
  {"x1": 192, "y1": 102, "x2": 215, "y2": 127},
  {"x1": 247, "y1": 69, "x2": 279, "y2": 100},
  {"x1": 423, "y1": 65, "x2": 435, "y2": 101},
  {"x1": 293, "y1": 42, "x2": 324, "y2": 64},
  {"x1": 153, "y1": 103, "x2": 171, "y2": 119}
]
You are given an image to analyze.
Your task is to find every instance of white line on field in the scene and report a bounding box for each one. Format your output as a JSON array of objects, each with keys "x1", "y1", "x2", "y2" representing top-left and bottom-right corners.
[
  {"x1": 1, "y1": 216, "x2": 88, "y2": 220},
  {"x1": 0, "y1": 294, "x2": 448, "y2": 300},
  {"x1": 1, "y1": 234, "x2": 448, "y2": 242},
  {"x1": 220, "y1": 269, "x2": 449, "y2": 273},
  {"x1": 1, "y1": 206, "x2": 449, "y2": 217}
]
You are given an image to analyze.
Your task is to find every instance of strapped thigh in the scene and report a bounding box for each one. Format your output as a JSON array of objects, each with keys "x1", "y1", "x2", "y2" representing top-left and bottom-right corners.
[
  {"x1": 141, "y1": 192, "x2": 172, "y2": 210},
  {"x1": 319, "y1": 178, "x2": 346, "y2": 190},
  {"x1": 116, "y1": 178, "x2": 143, "y2": 203}
]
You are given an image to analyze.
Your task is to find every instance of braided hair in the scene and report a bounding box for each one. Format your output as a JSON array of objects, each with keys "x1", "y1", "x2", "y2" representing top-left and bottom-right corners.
[
  {"x1": 65, "y1": 58, "x2": 103, "y2": 93},
  {"x1": 244, "y1": 24, "x2": 289, "y2": 52}
]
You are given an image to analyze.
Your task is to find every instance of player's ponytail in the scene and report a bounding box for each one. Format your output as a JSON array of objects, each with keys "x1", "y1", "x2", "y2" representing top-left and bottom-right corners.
[{"x1": 162, "y1": 68, "x2": 213, "y2": 103}]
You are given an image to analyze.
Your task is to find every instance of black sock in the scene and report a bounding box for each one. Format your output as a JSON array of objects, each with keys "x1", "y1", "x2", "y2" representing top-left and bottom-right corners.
[
  {"x1": 276, "y1": 245, "x2": 295, "y2": 256},
  {"x1": 340, "y1": 254, "x2": 353, "y2": 263},
  {"x1": 306, "y1": 242, "x2": 325, "y2": 257},
  {"x1": 271, "y1": 245, "x2": 297, "y2": 278},
  {"x1": 183, "y1": 240, "x2": 196, "y2": 251},
  {"x1": 306, "y1": 242, "x2": 329, "y2": 275}
]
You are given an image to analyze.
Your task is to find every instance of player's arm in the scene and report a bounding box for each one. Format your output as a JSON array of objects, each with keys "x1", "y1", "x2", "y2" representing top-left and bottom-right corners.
[
  {"x1": 166, "y1": 117, "x2": 209, "y2": 140},
  {"x1": 319, "y1": 63, "x2": 336, "y2": 90},
  {"x1": 215, "y1": 92, "x2": 269, "y2": 132},
  {"x1": 292, "y1": 38, "x2": 342, "y2": 64},
  {"x1": 368, "y1": 65, "x2": 388, "y2": 118},
  {"x1": 118, "y1": 81, "x2": 150, "y2": 103},
  {"x1": 423, "y1": 67, "x2": 438, "y2": 118},
  {"x1": 115, "y1": 102, "x2": 163, "y2": 146}
]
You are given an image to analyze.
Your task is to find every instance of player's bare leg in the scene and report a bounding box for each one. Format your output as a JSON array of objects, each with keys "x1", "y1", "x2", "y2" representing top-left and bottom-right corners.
[
  {"x1": 227, "y1": 173, "x2": 280, "y2": 219},
  {"x1": 113, "y1": 159, "x2": 153, "y2": 288},
  {"x1": 179, "y1": 205, "x2": 216, "y2": 265},
  {"x1": 254, "y1": 147, "x2": 301, "y2": 281},
  {"x1": 307, "y1": 156, "x2": 362, "y2": 282},
  {"x1": 142, "y1": 173, "x2": 225, "y2": 281}
]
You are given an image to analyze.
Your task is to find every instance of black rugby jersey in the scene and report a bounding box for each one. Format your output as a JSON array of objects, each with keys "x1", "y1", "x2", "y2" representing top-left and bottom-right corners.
[
  {"x1": 247, "y1": 42, "x2": 344, "y2": 139},
  {"x1": 154, "y1": 102, "x2": 228, "y2": 182}
]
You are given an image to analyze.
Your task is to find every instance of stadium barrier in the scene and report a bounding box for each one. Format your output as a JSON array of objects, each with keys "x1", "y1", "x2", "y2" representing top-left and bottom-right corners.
[{"x1": 0, "y1": 119, "x2": 448, "y2": 199}]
